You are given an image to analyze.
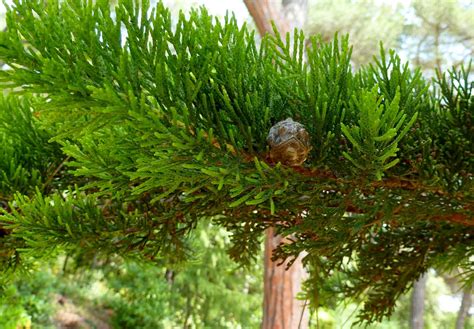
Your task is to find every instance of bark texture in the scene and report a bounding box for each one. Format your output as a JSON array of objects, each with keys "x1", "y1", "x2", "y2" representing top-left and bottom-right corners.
[
  {"x1": 410, "y1": 274, "x2": 428, "y2": 329},
  {"x1": 263, "y1": 228, "x2": 309, "y2": 329},
  {"x1": 244, "y1": 0, "x2": 308, "y2": 36}
]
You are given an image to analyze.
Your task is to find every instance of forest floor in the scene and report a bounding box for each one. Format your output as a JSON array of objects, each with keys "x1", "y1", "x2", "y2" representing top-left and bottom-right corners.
[{"x1": 52, "y1": 294, "x2": 112, "y2": 329}]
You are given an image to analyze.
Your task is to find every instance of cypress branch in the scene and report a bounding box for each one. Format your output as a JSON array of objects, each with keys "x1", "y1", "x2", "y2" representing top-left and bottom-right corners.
[{"x1": 0, "y1": 0, "x2": 472, "y2": 323}]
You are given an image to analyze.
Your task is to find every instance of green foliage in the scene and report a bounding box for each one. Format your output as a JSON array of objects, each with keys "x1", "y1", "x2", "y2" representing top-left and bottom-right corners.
[
  {"x1": 0, "y1": 285, "x2": 32, "y2": 329},
  {"x1": 103, "y1": 222, "x2": 262, "y2": 328},
  {"x1": 0, "y1": 94, "x2": 65, "y2": 284},
  {"x1": 0, "y1": 222, "x2": 262, "y2": 328},
  {"x1": 307, "y1": 0, "x2": 474, "y2": 72},
  {"x1": 422, "y1": 64, "x2": 474, "y2": 191},
  {"x1": 0, "y1": 95, "x2": 63, "y2": 199},
  {"x1": 303, "y1": 33, "x2": 353, "y2": 164},
  {"x1": 341, "y1": 88, "x2": 418, "y2": 179},
  {"x1": 0, "y1": 0, "x2": 472, "y2": 325},
  {"x1": 0, "y1": 268, "x2": 60, "y2": 329},
  {"x1": 13, "y1": 270, "x2": 58, "y2": 326},
  {"x1": 307, "y1": 0, "x2": 404, "y2": 67},
  {"x1": 2, "y1": 187, "x2": 193, "y2": 267}
]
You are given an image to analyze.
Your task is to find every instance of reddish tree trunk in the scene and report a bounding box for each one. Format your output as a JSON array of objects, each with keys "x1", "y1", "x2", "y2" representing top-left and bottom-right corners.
[
  {"x1": 244, "y1": 0, "x2": 308, "y2": 36},
  {"x1": 243, "y1": 1, "x2": 309, "y2": 328},
  {"x1": 263, "y1": 228, "x2": 309, "y2": 329}
]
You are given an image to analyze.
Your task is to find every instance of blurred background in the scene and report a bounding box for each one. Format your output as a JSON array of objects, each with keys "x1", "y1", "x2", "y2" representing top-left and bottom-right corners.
[
  {"x1": 0, "y1": 0, "x2": 472, "y2": 328},
  {"x1": 157, "y1": 0, "x2": 474, "y2": 73}
]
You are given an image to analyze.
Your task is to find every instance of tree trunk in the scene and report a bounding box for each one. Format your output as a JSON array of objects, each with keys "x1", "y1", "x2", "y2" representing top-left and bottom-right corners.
[
  {"x1": 410, "y1": 274, "x2": 428, "y2": 329},
  {"x1": 244, "y1": 0, "x2": 308, "y2": 37},
  {"x1": 455, "y1": 286, "x2": 472, "y2": 329},
  {"x1": 263, "y1": 228, "x2": 309, "y2": 329},
  {"x1": 243, "y1": 1, "x2": 309, "y2": 328}
]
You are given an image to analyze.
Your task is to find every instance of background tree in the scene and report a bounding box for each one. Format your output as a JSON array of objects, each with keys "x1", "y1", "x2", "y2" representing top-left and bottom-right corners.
[
  {"x1": 456, "y1": 285, "x2": 473, "y2": 329},
  {"x1": 404, "y1": 0, "x2": 474, "y2": 73},
  {"x1": 410, "y1": 274, "x2": 427, "y2": 329},
  {"x1": 0, "y1": 0, "x2": 472, "y2": 327},
  {"x1": 307, "y1": 0, "x2": 404, "y2": 67},
  {"x1": 0, "y1": 221, "x2": 263, "y2": 328},
  {"x1": 306, "y1": 0, "x2": 474, "y2": 72}
]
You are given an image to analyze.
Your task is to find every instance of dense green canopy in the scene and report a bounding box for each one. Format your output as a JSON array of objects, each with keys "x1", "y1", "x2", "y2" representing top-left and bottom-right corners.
[{"x1": 0, "y1": 0, "x2": 472, "y2": 323}]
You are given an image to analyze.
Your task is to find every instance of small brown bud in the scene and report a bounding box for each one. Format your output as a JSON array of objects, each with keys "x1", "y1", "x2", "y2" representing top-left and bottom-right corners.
[{"x1": 267, "y1": 118, "x2": 311, "y2": 166}]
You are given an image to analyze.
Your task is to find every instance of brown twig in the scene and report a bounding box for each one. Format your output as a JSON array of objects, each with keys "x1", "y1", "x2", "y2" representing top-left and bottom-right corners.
[{"x1": 43, "y1": 156, "x2": 71, "y2": 190}]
